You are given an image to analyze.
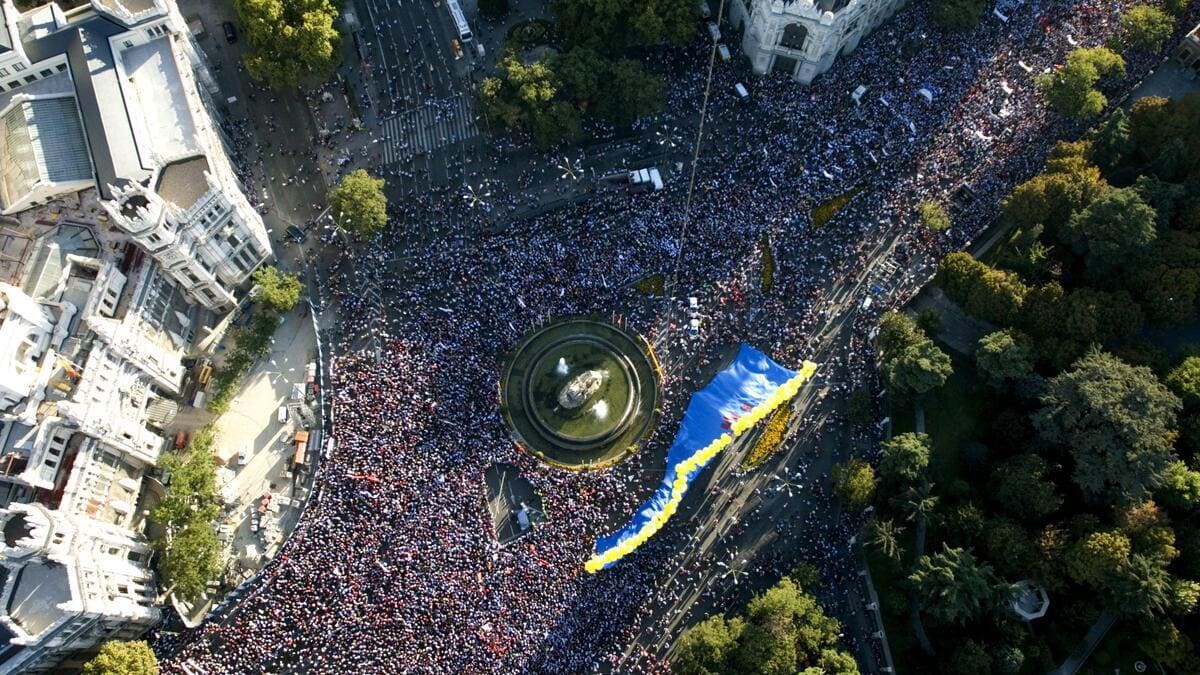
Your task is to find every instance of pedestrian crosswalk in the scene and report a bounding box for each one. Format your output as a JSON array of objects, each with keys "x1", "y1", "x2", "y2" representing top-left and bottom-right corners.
[{"x1": 380, "y1": 94, "x2": 478, "y2": 165}]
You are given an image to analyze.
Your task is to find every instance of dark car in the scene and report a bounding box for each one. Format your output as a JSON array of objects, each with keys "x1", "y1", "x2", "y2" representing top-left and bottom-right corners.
[
  {"x1": 285, "y1": 225, "x2": 307, "y2": 243},
  {"x1": 222, "y1": 21, "x2": 238, "y2": 43}
]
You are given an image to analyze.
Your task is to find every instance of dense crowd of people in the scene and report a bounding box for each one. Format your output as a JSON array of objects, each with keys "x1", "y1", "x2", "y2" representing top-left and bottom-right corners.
[{"x1": 156, "y1": 0, "x2": 1191, "y2": 672}]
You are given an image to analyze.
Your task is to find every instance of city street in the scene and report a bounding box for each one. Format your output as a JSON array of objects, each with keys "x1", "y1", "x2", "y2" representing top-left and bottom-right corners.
[{"x1": 155, "y1": 0, "x2": 1200, "y2": 672}]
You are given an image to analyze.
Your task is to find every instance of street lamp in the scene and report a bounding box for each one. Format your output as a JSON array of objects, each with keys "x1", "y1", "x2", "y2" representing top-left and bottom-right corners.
[
  {"x1": 556, "y1": 156, "x2": 582, "y2": 181},
  {"x1": 463, "y1": 183, "x2": 491, "y2": 210}
]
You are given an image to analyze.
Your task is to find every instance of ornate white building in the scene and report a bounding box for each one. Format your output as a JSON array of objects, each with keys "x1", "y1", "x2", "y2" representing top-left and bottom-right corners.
[
  {"x1": 0, "y1": 0, "x2": 271, "y2": 312},
  {"x1": 0, "y1": 0, "x2": 275, "y2": 670},
  {"x1": 730, "y1": 0, "x2": 907, "y2": 84}
]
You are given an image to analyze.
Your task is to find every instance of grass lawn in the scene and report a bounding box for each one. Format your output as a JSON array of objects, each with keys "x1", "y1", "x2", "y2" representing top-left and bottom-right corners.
[
  {"x1": 865, "y1": 544, "x2": 921, "y2": 673},
  {"x1": 887, "y1": 355, "x2": 984, "y2": 488}
]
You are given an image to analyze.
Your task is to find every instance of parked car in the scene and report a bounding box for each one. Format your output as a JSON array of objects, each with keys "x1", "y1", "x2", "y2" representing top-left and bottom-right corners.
[{"x1": 222, "y1": 21, "x2": 238, "y2": 43}]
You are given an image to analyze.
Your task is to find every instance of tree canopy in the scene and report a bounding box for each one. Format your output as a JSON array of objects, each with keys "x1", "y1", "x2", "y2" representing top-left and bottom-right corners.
[
  {"x1": 1068, "y1": 186, "x2": 1158, "y2": 278},
  {"x1": 551, "y1": 0, "x2": 696, "y2": 54},
  {"x1": 879, "y1": 433, "x2": 931, "y2": 486},
  {"x1": 1121, "y1": 5, "x2": 1175, "y2": 51},
  {"x1": 150, "y1": 427, "x2": 223, "y2": 602},
  {"x1": 252, "y1": 266, "x2": 303, "y2": 314},
  {"x1": 975, "y1": 330, "x2": 1035, "y2": 388},
  {"x1": 1036, "y1": 47, "x2": 1126, "y2": 118},
  {"x1": 82, "y1": 640, "x2": 159, "y2": 675},
  {"x1": 832, "y1": 458, "x2": 876, "y2": 510},
  {"x1": 908, "y1": 544, "x2": 1001, "y2": 625},
  {"x1": 672, "y1": 577, "x2": 857, "y2": 674},
  {"x1": 328, "y1": 170, "x2": 388, "y2": 237},
  {"x1": 1035, "y1": 350, "x2": 1181, "y2": 502},
  {"x1": 919, "y1": 200, "x2": 951, "y2": 231},
  {"x1": 232, "y1": 0, "x2": 340, "y2": 88},
  {"x1": 991, "y1": 454, "x2": 1063, "y2": 522}
]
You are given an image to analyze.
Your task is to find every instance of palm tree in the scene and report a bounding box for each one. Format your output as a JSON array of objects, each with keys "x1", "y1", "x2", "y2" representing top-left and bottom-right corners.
[{"x1": 867, "y1": 518, "x2": 906, "y2": 563}]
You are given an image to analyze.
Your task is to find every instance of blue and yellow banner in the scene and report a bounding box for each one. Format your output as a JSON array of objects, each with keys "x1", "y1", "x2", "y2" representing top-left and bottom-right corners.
[{"x1": 585, "y1": 345, "x2": 817, "y2": 572}]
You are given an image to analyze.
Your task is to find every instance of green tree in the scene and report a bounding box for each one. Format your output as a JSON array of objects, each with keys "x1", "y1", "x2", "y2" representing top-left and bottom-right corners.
[
  {"x1": 991, "y1": 454, "x2": 1063, "y2": 522},
  {"x1": 1034, "y1": 350, "x2": 1181, "y2": 501},
  {"x1": 1104, "y1": 553, "x2": 1172, "y2": 616},
  {"x1": 158, "y1": 520, "x2": 222, "y2": 602},
  {"x1": 929, "y1": 0, "x2": 987, "y2": 31},
  {"x1": 1121, "y1": 5, "x2": 1175, "y2": 51},
  {"x1": 730, "y1": 577, "x2": 849, "y2": 673},
  {"x1": 947, "y1": 639, "x2": 992, "y2": 675},
  {"x1": 530, "y1": 101, "x2": 581, "y2": 149},
  {"x1": 1036, "y1": 47, "x2": 1126, "y2": 118},
  {"x1": 1031, "y1": 525, "x2": 1072, "y2": 591},
  {"x1": 150, "y1": 427, "x2": 220, "y2": 529},
  {"x1": 595, "y1": 59, "x2": 664, "y2": 127},
  {"x1": 1170, "y1": 577, "x2": 1200, "y2": 614},
  {"x1": 937, "y1": 252, "x2": 1028, "y2": 325},
  {"x1": 82, "y1": 640, "x2": 159, "y2": 675},
  {"x1": 1089, "y1": 107, "x2": 1133, "y2": 174},
  {"x1": 328, "y1": 170, "x2": 387, "y2": 237},
  {"x1": 877, "y1": 311, "x2": 923, "y2": 355},
  {"x1": 909, "y1": 544, "x2": 999, "y2": 625},
  {"x1": 551, "y1": 0, "x2": 696, "y2": 53},
  {"x1": 1168, "y1": 356, "x2": 1200, "y2": 407},
  {"x1": 866, "y1": 517, "x2": 906, "y2": 563},
  {"x1": 251, "y1": 266, "x2": 303, "y2": 314},
  {"x1": 879, "y1": 433, "x2": 931, "y2": 485},
  {"x1": 817, "y1": 649, "x2": 860, "y2": 674},
  {"x1": 1003, "y1": 147, "x2": 1109, "y2": 233},
  {"x1": 983, "y1": 518, "x2": 1035, "y2": 577},
  {"x1": 831, "y1": 458, "x2": 876, "y2": 510},
  {"x1": 884, "y1": 338, "x2": 953, "y2": 396},
  {"x1": 1163, "y1": 0, "x2": 1193, "y2": 14},
  {"x1": 233, "y1": 0, "x2": 340, "y2": 88},
  {"x1": 1067, "y1": 530, "x2": 1132, "y2": 585},
  {"x1": 1159, "y1": 460, "x2": 1200, "y2": 510},
  {"x1": 479, "y1": 0, "x2": 509, "y2": 19},
  {"x1": 1068, "y1": 186, "x2": 1158, "y2": 278},
  {"x1": 551, "y1": 48, "x2": 605, "y2": 107},
  {"x1": 672, "y1": 615, "x2": 744, "y2": 675},
  {"x1": 919, "y1": 200, "x2": 951, "y2": 231},
  {"x1": 847, "y1": 388, "x2": 873, "y2": 426},
  {"x1": 975, "y1": 330, "x2": 1035, "y2": 388},
  {"x1": 1139, "y1": 618, "x2": 1195, "y2": 668}
]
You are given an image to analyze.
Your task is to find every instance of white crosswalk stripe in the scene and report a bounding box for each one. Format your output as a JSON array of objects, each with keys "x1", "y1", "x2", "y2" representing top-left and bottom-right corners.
[{"x1": 380, "y1": 94, "x2": 478, "y2": 165}]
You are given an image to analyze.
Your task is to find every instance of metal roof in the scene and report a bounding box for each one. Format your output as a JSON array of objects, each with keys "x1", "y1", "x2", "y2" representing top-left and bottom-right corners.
[{"x1": 1, "y1": 98, "x2": 93, "y2": 208}]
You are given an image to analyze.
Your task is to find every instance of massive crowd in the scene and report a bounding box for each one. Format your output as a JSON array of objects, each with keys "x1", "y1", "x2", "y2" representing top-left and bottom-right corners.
[{"x1": 157, "y1": 1, "x2": 1191, "y2": 672}]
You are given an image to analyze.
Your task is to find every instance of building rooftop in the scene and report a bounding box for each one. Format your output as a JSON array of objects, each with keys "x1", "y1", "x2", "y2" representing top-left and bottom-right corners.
[
  {"x1": 154, "y1": 155, "x2": 209, "y2": 211},
  {"x1": 0, "y1": 98, "x2": 93, "y2": 211},
  {"x1": 120, "y1": 37, "x2": 198, "y2": 163},
  {"x1": 6, "y1": 561, "x2": 69, "y2": 636}
]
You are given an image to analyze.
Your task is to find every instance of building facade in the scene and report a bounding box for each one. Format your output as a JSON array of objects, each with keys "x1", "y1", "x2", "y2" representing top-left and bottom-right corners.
[
  {"x1": 0, "y1": 0, "x2": 270, "y2": 312},
  {"x1": 1175, "y1": 22, "x2": 1200, "y2": 73},
  {"x1": 730, "y1": 0, "x2": 907, "y2": 84},
  {"x1": 0, "y1": 0, "x2": 274, "y2": 670}
]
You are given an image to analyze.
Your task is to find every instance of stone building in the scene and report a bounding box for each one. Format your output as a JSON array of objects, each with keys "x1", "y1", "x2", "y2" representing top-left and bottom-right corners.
[
  {"x1": 0, "y1": 0, "x2": 274, "y2": 670},
  {"x1": 1175, "y1": 22, "x2": 1200, "y2": 73},
  {"x1": 730, "y1": 0, "x2": 907, "y2": 84}
]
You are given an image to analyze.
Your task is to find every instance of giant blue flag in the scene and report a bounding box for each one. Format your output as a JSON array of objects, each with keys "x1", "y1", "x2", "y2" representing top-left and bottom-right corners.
[{"x1": 585, "y1": 345, "x2": 816, "y2": 572}]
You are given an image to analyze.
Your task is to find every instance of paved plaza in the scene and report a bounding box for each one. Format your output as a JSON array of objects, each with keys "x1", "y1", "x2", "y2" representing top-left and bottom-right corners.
[{"x1": 146, "y1": 0, "x2": 1200, "y2": 673}]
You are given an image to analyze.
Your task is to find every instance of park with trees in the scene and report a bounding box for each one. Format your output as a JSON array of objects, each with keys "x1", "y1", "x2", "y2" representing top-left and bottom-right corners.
[
  {"x1": 852, "y1": 90, "x2": 1200, "y2": 672},
  {"x1": 672, "y1": 566, "x2": 859, "y2": 674},
  {"x1": 476, "y1": 0, "x2": 693, "y2": 148}
]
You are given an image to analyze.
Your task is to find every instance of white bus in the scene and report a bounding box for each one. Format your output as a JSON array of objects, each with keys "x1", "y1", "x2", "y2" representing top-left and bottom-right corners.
[{"x1": 445, "y1": 0, "x2": 472, "y2": 42}]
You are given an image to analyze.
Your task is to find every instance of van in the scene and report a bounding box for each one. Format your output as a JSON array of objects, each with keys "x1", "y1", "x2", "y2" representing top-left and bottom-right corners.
[
  {"x1": 734, "y1": 82, "x2": 749, "y2": 102},
  {"x1": 277, "y1": 406, "x2": 288, "y2": 424},
  {"x1": 706, "y1": 21, "x2": 721, "y2": 42},
  {"x1": 717, "y1": 44, "x2": 731, "y2": 62},
  {"x1": 628, "y1": 167, "x2": 664, "y2": 193},
  {"x1": 698, "y1": 0, "x2": 712, "y2": 19}
]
